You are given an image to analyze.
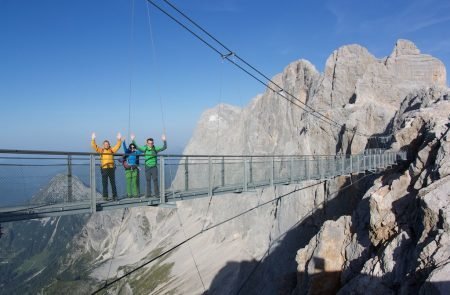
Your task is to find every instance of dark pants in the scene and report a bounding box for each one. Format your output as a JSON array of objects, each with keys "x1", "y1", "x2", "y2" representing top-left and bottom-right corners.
[
  {"x1": 101, "y1": 167, "x2": 117, "y2": 200},
  {"x1": 145, "y1": 166, "x2": 159, "y2": 197}
]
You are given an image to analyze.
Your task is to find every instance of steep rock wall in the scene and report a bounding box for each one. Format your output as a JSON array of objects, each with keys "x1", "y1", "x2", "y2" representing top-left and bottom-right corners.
[{"x1": 294, "y1": 88, "x2": 450, "y2": 294}]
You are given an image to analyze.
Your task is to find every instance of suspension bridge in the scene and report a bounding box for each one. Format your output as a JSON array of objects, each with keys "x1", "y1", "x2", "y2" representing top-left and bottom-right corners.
[
  {"x1": 0, "y1": 2, "x2": 418, "y2": 294},
  {"x1": 0, "y1": 148, "x2": 406, "y2": 223},
  {"x1": 0, "y1": 1, "x2": 406, "y2": 224}
]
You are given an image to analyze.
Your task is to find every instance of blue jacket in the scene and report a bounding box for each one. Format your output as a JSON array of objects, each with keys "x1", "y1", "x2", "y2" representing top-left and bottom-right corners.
[{"x1": 123, "y1": 141, "x2": 142, "y2": 166}]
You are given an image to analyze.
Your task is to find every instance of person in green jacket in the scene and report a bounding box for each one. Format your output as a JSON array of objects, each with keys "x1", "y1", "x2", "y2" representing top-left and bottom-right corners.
[{"x1": 133, "y1": 134, "x2": 167, "y2": 197}]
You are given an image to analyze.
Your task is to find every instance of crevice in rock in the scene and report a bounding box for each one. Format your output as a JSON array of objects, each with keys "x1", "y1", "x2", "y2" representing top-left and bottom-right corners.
[
  {"x1": 330, "y1": 52, "x2": 339, "y2": 108},
  {"x1": 335, "y1": 124, "x2": 346, "y2": 154}
]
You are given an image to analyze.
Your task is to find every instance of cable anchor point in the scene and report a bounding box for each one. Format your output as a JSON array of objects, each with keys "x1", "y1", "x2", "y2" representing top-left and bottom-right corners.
[{"x1": 221, "y1": 52, "x2": 234, "y2": 59}]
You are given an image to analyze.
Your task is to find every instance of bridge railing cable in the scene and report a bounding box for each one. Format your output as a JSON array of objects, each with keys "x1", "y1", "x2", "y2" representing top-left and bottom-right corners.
[{"x1": 0, "y1": 149, "x2": 407, "y2": 223}]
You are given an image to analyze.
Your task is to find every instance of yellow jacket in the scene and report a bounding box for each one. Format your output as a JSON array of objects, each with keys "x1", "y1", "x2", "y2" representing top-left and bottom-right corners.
[{"x1": 91, "y1": 139, "x2": 122, "y2": 168}]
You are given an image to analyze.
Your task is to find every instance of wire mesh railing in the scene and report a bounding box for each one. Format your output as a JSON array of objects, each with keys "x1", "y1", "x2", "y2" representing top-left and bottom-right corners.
[{"x1": 0, "y1": 149, "x2": 407, "y2": 222}]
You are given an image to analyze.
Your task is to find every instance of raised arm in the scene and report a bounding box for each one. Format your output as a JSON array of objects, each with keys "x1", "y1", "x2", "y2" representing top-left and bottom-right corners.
[
  {"x1": 90, "y1": 132, "x2": 102, "y2": 153},
  {"x1": 132, "y1": 139, "x2": 146, "y2": 152},
  {"x1": 111, "y1": 132, "x2": 123, "y2": 153},
  {"x1": 156, "y1": 134, "x2": 167, "y2": 152},
  {"x1": 122, "y1": 140, "x2": 128, "y2": 154}
]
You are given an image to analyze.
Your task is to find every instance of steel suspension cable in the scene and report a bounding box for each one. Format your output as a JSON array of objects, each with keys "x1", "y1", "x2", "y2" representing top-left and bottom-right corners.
[
  {"x1": 128, "y1": 0, "x2": 136, "y2": 139},
  {"x1": 176, "y1": 209, "x2": 206, "y2": 292},
  {"x1": 146, "y1": 0, "x2": 336, "y2": 130},
  {"x1": 147, "y1": 0, "x2": 369, "y2": 138},
  {"x1": 236, "y1": 170, "x2": 378, "y2": 293},
  {"x1": 159, "y1": 0, "x2": 354, "y2": 133},
  {"x1": 146, "y1": 1, "x2": 167, "y2": 134},
  {"x1": 91, "y1": 181, "x2": 324, "y2": 294}
]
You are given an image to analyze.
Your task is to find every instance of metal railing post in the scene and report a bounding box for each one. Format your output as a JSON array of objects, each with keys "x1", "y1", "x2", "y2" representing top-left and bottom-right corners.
[
  {"x1": 290, "y1": 157, "x2": 294, "y2": 183},
  {"x1": 160, "y1": 157, "x2": 166, "y2": 204},
  {"x1": 270, "y1": 157, "x2": 274, "y2": 186},
  {"x1": 319, "y1": 157, "x2": 324, "y2": 179},
  {"x1": 221, "y1": 156, "x2": 225, "y2": 187},
  {"x1": 356, "y1": 155, "x2": 360, "y2": 173},
  {"x1": 90, "y1": 155, "x2": 96, "y2": 213},
  {"x1": 208, "y1": 157, "x2": 213, "y2": 197},
  {"x1": 249, "y1": 156, "x2": 253, "y2": 184},
  {"x1": 305, "y1": 157, "x2": 309, "y2": 180},
  {"x1": 67, "y1": 155, "x2": 73, "y2": 203},
  {"x1": 243, "y1": 158, "x2": 248, "y2": 191},
  {"x1": 184, "y1": 156, "x2": 189, "y2": 191},
  {"x1": 350, "y1": 155, "x2": 353, "y2": 174},
  {"x1": 332, "y1": 156, "x2": 337, "y2": 177},
  {"x1": 363, "y1": 153, "x2": 366, "y2": 172},
  {"x1": 341, "y1": 155, "x2": 345, "y2": 175}
]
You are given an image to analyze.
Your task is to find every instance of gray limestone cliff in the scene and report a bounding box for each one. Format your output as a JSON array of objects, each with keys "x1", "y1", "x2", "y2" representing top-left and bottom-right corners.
[
  {"x1": 179, "y1": 39, "x2": 446, "y2": 159},
  {"x1": 294, "y1": 88, "x2": 450, "y2": 294}
]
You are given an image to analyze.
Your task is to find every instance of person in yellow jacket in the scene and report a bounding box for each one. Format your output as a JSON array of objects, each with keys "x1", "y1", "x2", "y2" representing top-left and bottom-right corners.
[{"x1": 91, "y1": 132, "x2": 123, "y2": 201}]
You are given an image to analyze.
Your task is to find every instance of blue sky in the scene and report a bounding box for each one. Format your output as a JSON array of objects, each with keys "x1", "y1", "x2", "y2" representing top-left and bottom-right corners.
[{"x1": 1, "y1": 0, "x2": 449, "y2": 153}]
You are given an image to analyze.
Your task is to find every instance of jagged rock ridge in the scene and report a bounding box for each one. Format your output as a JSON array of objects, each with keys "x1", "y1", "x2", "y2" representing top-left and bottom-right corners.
[
  {"x1": 180, "y1": 39, "x2": 446, "y2": 160},
  {"x1": 294, "y1": 88, "x2": 450, "y2": 294}
]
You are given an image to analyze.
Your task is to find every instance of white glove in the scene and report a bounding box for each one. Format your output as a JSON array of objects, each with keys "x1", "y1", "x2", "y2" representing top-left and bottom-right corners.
[
  {"x1": 162, "y1": 134, "x2": 166, "y2": 141},
  {"x1": 130, "y1": 133, "x2": 135, "y2": 141},
  {"x1": 91, "y1": 132, "x2": 96, "y2": 140},
  {"x1": 117, "y1": 132, "x2": 122, "y2": 141}
]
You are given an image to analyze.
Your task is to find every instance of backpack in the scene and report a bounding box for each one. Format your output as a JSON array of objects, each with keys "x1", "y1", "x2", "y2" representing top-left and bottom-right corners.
[{"x1": 120, "y1": 155, "x2": 131, "y2": 169}]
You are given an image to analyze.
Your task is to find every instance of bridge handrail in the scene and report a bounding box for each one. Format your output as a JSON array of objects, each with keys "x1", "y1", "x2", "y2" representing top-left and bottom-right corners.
[
  {"x1": 0, "y1": 149, "x2": 407, "y2": 222},
  {"x1": 0, "y1": 148, "x2": 395, "y2": 158}
]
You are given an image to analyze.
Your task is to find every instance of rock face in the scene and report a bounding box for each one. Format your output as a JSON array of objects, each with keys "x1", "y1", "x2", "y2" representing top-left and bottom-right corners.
[
  {"x1": 294, "y1": 88, "x2": 450, "y2": 294},
  {"x1": 296, "y1": 216, "x2": 352, "y2": 294},
  {"x1": 178, "y1": 40, "x2": 446, "y2": 161},
  {"x1": 357, "y1": 39, "x2": 447, "y2": 107}
]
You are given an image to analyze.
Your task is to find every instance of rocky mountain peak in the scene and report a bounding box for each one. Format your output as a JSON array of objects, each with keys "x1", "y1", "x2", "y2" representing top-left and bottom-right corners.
[
  {"x1": 314, "y1": 44, "x2": 377, "y2": 109},
  {"x1": 390, "y1": 39, "x2": 421, "y2": 58},
  {"x1": 31, "y1": 174, "x2": 92, "y2": 204},
  {"x1": 181, "y1": 40, "x2": 448, "y2": 157}
]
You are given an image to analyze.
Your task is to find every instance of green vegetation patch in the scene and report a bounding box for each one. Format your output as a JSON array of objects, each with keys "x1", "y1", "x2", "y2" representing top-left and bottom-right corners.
[{"x1": 114, "y1": 246, "x2": 178, "y2": 294}]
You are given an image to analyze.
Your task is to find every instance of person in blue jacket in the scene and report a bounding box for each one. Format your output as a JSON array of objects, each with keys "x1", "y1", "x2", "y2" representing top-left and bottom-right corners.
[{"x1": 122, "y1": 136, "x2": 142, "y2": 198}]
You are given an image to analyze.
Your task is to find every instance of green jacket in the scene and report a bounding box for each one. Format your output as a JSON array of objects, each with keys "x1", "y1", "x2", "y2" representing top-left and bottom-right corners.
[{"x1": 134, "y1": 140, "x2": 167, "y2": 167}]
